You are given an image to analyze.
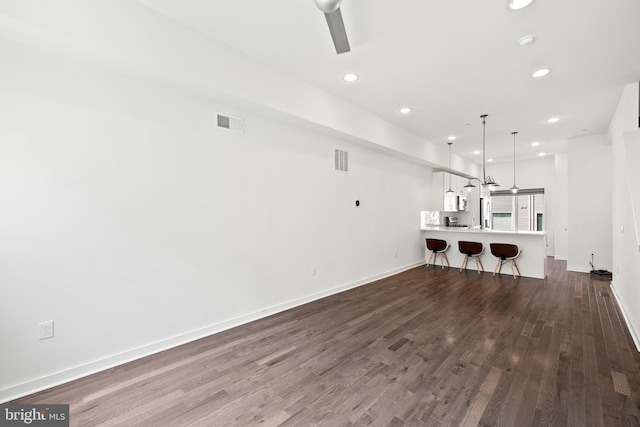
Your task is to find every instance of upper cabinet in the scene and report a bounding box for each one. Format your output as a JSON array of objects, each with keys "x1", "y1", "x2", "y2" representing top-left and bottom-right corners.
[
  {"x1": 444, "y1": 192, "x2": 457, "y2": 212},
  {"x1": 431, "y1": 171, "x2": 483, "y2": 217},
  {"x1": 433, "y1": 171, "x2": 469, "y2": 212}
]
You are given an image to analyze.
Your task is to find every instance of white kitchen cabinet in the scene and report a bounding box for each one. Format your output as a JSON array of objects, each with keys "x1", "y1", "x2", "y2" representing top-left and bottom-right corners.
[{"x1": 432, "y1": 171, "x2": 455, "y2": 211}]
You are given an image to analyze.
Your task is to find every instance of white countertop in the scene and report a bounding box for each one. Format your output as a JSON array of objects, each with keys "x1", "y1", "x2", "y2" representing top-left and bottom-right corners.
[{"x1": 421, "y1": 226, "x2": 547, "y2": 236}]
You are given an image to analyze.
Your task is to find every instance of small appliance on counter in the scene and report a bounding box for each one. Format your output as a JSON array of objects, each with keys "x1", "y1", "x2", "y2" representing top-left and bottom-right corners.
[{"x1": 445, "y1": 216, "x2": 470, "y2": 228}]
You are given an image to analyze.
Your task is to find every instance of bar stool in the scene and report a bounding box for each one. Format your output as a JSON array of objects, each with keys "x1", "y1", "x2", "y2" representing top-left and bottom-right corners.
[
  {"x1": 458, "y1": 241, "x2": 484, "y2": 274},
  {"x1": 490, "y1": 243, "x2": 521, "y2": 278},
  {"x1": 425, "y1": 238, "x2": 450, "y2": 269}
]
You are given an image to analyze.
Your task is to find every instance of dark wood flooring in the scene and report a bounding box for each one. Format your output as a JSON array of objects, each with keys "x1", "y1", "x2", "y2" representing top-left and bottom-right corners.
[{"x1": 13, "y1": 258, "x2": 640, "y2": 426}]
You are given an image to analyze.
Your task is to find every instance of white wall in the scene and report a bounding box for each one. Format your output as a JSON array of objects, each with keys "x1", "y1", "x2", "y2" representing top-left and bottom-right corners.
[
  {"x1": 553, "y1": 153, "x2": 569, "y2": 260},
  {"x1": 609, "y1": 81, "x2": 640, "y2": 350},
  {"x1": 567, "y1": 134, "x2": 612, "y2": 272},
  {"x1": 0, "y1": 40, "x2": 432, "y2": 400},
  {"x1": 481, "y1": 156, "x2": 558, "y2": 256}
]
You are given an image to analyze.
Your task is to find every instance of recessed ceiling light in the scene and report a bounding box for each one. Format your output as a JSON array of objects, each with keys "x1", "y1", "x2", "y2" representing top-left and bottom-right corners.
[
  {"x1": 539, "y1": 152, "x2": 546, "y2": 157},
  {"x1": 342, "y1": 73, "x2": 359, "y2": 82},
  {"x1": 532, "y1": 68, "x2": 551, "y2": 78},
  {"x1": 488, "y1": 158, "x2": 494, "y2": 162},
  {"x1": 547, "y1": 117, "x2": 560, "y2": 123},
  {"x1": 531, "y1": 141, "x2": 540, "y2": 146},
  {"x1": 509, "y1": 0, "x2": 536, "y2": 10},
  {"x1": 399, "y1": 107, "x2": 412, "y2": 114},
  {"x1": 518, "y1": 35, "x2": 536, "y2": 46},
  {"x1": 473, "y1": 150, "x2": 481, "y2": 155},
  {"x1": 447, "y1": 135, "x2": 456, "y2": 141}
]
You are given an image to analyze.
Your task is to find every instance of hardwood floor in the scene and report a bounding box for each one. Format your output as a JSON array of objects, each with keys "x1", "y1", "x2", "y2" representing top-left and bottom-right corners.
[{"x1": 13, "y1": 258, "x2": 640, "y2": 426}]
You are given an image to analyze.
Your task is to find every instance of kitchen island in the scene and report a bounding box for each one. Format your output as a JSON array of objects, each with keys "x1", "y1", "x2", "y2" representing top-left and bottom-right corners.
[{"x1": 422, "y1": 227, "x2": 547, "y2": 279}]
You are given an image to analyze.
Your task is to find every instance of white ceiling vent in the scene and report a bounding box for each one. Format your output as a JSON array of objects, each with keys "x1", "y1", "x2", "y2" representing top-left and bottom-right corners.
[
  {"x1": 334, "y1": 148, "x2": 349, "y2": 172},
  {"x1": 215, "y1": 112, "x2": 244, "y2": 134}
]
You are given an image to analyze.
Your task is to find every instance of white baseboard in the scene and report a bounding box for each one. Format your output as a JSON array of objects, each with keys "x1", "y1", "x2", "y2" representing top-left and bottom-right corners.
[
  {"x1": 0, "y1": 261, "x2": 425, "y2": 403},
  {"x1": 554, "y1": 255, "x2": 567, "y2": 261},
  {"x1": 610, "y1": 282, "x2": 640, "y2": 353},
  {"x1": 566, "y1": 264, "x2": 591, "y2": 273}
]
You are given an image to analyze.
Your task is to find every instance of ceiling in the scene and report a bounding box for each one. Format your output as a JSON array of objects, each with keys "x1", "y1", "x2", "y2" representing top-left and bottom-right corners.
[{"x1": 136, "y1": 0, "x2": 640, "y2": 164}]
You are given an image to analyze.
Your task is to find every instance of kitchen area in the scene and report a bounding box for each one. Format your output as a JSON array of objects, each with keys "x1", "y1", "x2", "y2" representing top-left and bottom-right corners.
[{"x1": 421, "y1": 171, "x2": 547, "y2": 279}]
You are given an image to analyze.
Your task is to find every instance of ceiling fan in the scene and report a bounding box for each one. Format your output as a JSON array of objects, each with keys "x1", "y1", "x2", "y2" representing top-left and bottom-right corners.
[{"x1": 313, "y1": 0, "x2": 350, "y2": 54}]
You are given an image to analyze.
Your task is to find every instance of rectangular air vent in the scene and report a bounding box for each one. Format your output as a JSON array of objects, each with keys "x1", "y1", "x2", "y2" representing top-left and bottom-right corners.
[
  {"x1": 215, "y1": 112, "x2": 244, "y2": 134},
  {"x1": 334, "y1": 149, "x2": 349, "y2": 172}
]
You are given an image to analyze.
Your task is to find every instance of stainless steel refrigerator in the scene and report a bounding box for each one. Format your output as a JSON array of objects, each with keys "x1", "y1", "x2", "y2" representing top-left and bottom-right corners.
[{"x1": 480, "y1": 197, "x2": 492, "y2": 230}]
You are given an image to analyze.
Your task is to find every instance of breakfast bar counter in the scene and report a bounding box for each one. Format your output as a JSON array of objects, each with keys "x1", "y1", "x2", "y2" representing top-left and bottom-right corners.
[{"x1": 421, "y1": 227, "x2": 548, "y2": 279}]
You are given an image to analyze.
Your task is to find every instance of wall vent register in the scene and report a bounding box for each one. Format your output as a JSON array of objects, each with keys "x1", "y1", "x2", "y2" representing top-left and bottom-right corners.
[
  {"x1": 334, "y1": 149, "x2": 349, "y2": 172},
  {"x1": 215, "y1": 112, "x2": 244, "y2": 134}
]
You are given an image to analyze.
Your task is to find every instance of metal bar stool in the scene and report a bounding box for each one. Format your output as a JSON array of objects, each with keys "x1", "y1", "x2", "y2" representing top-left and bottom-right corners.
[
  {"x1": 425, "y1": 238, "x2": 450, "y2": 269},
  {"x1": 458, "y1": 241, "x2": 484, "y2": 274},
  {"x1": 490, "y1": 243, "x2": 521, "y2": 278}
]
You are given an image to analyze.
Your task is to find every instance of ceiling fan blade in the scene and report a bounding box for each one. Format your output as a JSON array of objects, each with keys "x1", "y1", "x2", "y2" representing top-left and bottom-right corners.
[{"x1": 324, "y1": 8, "x2": 350, "y2": 54}]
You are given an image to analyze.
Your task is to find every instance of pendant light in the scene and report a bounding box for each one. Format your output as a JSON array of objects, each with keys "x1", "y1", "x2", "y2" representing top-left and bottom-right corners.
[
  {"x1": 510, "y1": 131, "x2": 520, "y2": 193},
  {"x1": 481, "y1": 114, "x2": 499, "y2": 190},
  {"x1": 446, "y1": 142, "x2": 455, "y2": 194},
  {"x1": 463, "y1": 179, "x2": 476, "y2": 192}
]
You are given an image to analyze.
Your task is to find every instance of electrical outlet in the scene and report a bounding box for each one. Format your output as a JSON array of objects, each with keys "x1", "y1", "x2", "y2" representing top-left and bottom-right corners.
[
  {"x1": 311, "y1": 267, "x2": 317, "y2": 276},
  {"x1": 394, "y1": 251, "x2": 398, "y2": 259},
  {"x1": 38, "y1": 320, "x2": 54, "y2": 340}
]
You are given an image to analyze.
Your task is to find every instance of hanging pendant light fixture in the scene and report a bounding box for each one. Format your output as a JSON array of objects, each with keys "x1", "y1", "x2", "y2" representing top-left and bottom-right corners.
[
  {"x1": 463, "y1": 179, "x2": 476, "y2": 192},
  {"x1": 446, "y1": 142, "x2": 455, "y2": 194},
  {"x1": 481, "y1": 114, "x2": 499, "y2": 190},
  {"x1": 510, "y1": 131, "x2": 520, "y2": 193}
]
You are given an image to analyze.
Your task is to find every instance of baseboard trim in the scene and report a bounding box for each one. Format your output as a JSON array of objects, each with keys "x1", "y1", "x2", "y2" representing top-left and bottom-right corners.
[
  {"x1": 1, "y1": 261, "x2": 425, "y2": 403},
  {"x1": 566, "y1": 264, "x2": 591, "y2": 273},
  {"x1": 610, "y1": 282, "x2": 640, "y2": 353}
]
